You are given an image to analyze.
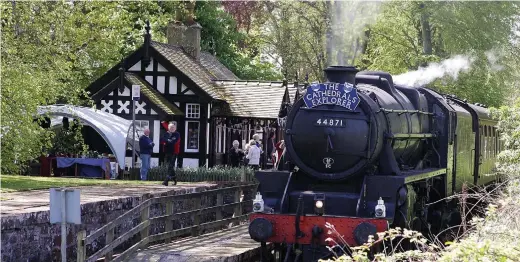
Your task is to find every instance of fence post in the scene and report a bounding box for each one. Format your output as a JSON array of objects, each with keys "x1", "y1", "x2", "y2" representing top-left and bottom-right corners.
[
  {"x1": 77, "y1": 230, "x2": 86, "y2": 262},
  {"x1": 191, "y1": 197, "x2": 201, "y2": 237},
  {"x1": 241, "y1": 166, "x2": 246, "y2": 182},
  {"x1": 233, "y1": 188, "x2": 243, "y2": 226},
  {"x1": 104, "y1": 227, "x2": 115, "y2": 262},
  {"x1": 141, "y1": 199, "x2": 150, "y2": 242},
  {"x1": 165, "y1": 199, "x2": 173, "y2": 243},
  {"x1": 216, "y1": 192, "x2": 223, "y2": 221}
]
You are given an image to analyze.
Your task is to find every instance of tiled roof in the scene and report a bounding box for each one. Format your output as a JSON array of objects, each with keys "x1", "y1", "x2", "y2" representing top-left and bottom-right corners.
[
  {"x1": 125, "y1": 73, "x2": 184, "y2": 116},
  {"x1": 151, "y1": 41, "x2": 225, "y2": 100},
  {"x1": 215, "y1": 80, "x2": 301, "y2": 119},
  {"x1": 200, "y1": 52, "x2": 239, "y2": 80}
]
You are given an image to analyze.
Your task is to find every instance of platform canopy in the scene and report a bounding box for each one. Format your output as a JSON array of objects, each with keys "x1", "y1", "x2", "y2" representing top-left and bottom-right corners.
[{"x1": 37, "y1": 104, "x2": 140, "y2": 171}]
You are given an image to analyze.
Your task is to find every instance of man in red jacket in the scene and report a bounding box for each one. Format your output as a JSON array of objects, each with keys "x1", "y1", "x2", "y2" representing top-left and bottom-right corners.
[{"x1": 162, "y1": 123, "x2": 181, "y2": 186}]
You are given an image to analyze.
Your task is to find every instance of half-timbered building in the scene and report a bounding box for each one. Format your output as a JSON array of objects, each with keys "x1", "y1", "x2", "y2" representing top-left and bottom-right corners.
[{"x1": 86, "y1": 19, "x2": 302, "y2": 170}]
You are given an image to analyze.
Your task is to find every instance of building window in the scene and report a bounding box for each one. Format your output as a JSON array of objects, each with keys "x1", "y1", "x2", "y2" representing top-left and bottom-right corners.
[
  {"x1": 186, "y1": 103, "x2": 200, "y2": 119},
  {"x1": 127, "y1": 120, "x2": 149, "y2": 150},
  {"x1": 185, "y1": 121, "x2": 200, "y2": 153},
  {"x1": 134, "y1": 120, "x2": 150, "y2": 134}
]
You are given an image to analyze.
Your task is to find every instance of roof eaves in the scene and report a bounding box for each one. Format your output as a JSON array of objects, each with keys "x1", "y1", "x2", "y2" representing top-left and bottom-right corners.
[{"x1": 124, "y1": 73, "x2": 184, "y2": 116}]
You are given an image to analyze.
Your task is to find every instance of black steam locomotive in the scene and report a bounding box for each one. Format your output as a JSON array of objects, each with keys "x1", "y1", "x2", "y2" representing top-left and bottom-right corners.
[{"x1": 248, "y1": 66, "x2": 502, "y2": 261}]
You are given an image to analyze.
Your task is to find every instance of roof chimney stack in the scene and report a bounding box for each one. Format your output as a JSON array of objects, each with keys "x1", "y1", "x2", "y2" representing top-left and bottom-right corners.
[{"x1": 166, "y1": 1, "x2": 201, "y2": 61}]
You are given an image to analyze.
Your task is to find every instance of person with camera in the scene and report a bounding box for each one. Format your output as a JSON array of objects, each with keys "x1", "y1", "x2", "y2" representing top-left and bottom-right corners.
[{"x1": 139, "y1": 128, "x2": 154, "y2": 181}]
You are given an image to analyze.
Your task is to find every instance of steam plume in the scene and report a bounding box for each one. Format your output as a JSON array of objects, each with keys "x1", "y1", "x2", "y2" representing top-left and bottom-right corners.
[
  {"x1": 330, "y1": 1, "x2": 381, "y2": 66},
  {"x1": 485, "y1": 49, "x2": 505, "y2": 72},
  {"x1": 393, "y1": 55, "x2": 476, "y2": 88}
]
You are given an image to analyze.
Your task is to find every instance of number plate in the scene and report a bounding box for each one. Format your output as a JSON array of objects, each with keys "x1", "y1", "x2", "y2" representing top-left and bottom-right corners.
[{"x1": 314, "y1": 118, "x2": 346, "y2": 127}]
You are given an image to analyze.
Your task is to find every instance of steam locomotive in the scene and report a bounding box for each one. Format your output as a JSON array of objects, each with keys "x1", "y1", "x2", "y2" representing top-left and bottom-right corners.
[{"x1": 248, "y1": 65, "x2": 502, "y2": 261}]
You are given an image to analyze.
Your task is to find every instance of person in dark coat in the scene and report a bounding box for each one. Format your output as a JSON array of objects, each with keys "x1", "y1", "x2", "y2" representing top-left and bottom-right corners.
[
  {"x1": 161, "y1": 123, "x2": 180, "y2": 186},
  {"x1": 139, "y1": 128, "x2": 154, "y2": 180},
  {"x1": 229, "y1": 140, "x2": 244, "y2": 167}
]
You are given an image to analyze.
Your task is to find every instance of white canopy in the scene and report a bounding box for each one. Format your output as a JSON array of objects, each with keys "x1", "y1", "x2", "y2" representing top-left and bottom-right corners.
[{"x1": 37, "y1": 104, "x2": 140, "y2": 171}]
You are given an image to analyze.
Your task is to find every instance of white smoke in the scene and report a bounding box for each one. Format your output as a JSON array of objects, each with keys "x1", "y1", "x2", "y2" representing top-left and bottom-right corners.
[
  {"x1": 330, "y1": 1, "x2": 382, "y2": 65},
  {"x1": 393, "y1": 55, "x2": 476, "y2": 88},
  {"x1": 485, "y1": 49, "x2": 505, "y2": 72}
]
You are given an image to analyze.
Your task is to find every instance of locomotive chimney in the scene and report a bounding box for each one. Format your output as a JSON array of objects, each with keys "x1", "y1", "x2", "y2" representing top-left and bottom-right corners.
[{"x1": 324, "y1": 65, "x2": 359, "y2": 84}]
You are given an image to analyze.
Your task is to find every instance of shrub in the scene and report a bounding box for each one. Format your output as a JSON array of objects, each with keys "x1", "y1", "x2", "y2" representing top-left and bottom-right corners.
[{"x1": 147, "y1": 165, "x2": 256, "y2": 183}]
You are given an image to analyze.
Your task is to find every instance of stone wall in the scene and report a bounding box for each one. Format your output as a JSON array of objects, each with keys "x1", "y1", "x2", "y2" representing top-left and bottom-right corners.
[{"x1": 1, "y1": 184, "x2": 256, "y2": 262}]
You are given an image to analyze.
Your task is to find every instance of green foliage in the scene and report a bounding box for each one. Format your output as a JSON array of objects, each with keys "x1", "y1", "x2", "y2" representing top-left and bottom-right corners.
[
  {"x1": 491, "y1": 99, "x2": 520, "y2": 176},
  {"x1": 259, "y1": 1, "x2": 330, "y2": 81},
  {"x1": 319, "y1": 224, "x2": 442, "y2": 262},
  {"x1": 362, "y1": 1, "x2": 520, "y2": 107},
  {"x1": 0, "y1": 1, "x2": 279, "y2": 174},
  {"x1": 0, "y1": 175, "x2": 160, "y2": 193},
  {"x1": 254, "y1": 1, "x2": 519, "y2": 105},
  {"x1": 195, "y1": 1, "x2": 280, "y2": 80},
  {"x1": 146, "y1": 165, "x2": 256, "y2": 183},
  {"x1": 1, "y1": 1, "x2": 138, "y2": 173}
]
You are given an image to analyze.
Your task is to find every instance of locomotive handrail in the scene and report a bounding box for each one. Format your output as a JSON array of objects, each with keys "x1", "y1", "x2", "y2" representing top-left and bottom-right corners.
[
  {"x1": 377, "y1": 108, "x2": 434, "y2": 115},
  {"x1": 300, "y1": 107, "x2": 362, "y2": 113},
  {"x1": 386, "y1": 133, "x2": 435, "y2": 139}
]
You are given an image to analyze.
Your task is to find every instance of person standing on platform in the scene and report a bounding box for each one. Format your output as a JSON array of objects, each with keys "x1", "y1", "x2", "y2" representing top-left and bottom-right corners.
[
  {"x1": 246, "y1": 140, "x2": 261, "y2": 170},
  {"x1": 275, "y1": 140, "x2": 286, "y2": 170},
  {"x1": 139, "y1": 128, "x2": 154, "y2": 181},
  {"x1": 162, "y1": 123, "x2": 180, "y2": 186},
  {"x1": 229, "y1": 140, "x2": 244, "y2": 167}
]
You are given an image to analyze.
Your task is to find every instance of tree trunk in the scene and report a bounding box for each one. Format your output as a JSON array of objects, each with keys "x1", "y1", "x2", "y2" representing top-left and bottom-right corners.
[{"x1": 419, "y1": 2, "x2": 433, "y2": 55}]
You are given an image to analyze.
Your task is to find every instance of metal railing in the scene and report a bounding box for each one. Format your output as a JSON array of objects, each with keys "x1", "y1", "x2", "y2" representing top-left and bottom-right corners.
[{"x1": 77, "y1": 184, "x2": 258, "y2": 262}]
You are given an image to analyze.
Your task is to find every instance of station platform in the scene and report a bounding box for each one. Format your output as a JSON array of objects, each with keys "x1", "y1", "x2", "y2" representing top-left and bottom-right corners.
[{"x1": 127, "y1": 224, "x2": 264, "y2": 262}]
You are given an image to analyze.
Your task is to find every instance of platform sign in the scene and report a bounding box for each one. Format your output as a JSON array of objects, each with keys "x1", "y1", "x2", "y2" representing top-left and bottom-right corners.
[
  {"x1": 50, "y1": 188, "x2": 81, "y2": 262},
  {"x1": 303, "y1": 82, "x2": 360, "y2": 111},
  {"x1": 132, "y1": 84, "x2": 141, "y2": 101},
  {"x1": 50, "y1": 188, "x2": 81, "y2": 224}
]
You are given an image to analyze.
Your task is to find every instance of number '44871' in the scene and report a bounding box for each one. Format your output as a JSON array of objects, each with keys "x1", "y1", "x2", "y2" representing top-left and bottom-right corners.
[{"x1": 315, "y1": 118, "x2": 346, "y2": 127}]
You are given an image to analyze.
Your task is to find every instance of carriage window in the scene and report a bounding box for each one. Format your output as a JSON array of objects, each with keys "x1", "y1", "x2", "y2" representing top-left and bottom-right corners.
[
  {"x1": 494, "y1": 127, "x2": 498, "y2": 155},
  {"x1": 479, "y1": 126, "x2": 483, "y2": 155}
]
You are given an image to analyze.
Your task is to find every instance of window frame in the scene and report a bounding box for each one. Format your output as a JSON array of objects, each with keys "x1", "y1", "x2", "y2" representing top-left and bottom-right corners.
[
  {"x1": 134, "y1": 120, "x2": 149, "y2": 135},
  {"x1": 127, "y1": 120, "x2": 149, "y2": 150},
  {"x1": 185, "y1": 120, "x2": 200, "y2": 153},
  {"x1": 186, "y1": 103, "x2": 201, "y2": 119}
]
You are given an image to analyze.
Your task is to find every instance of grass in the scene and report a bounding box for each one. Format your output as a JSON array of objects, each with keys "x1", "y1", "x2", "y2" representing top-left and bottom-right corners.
[{"x1": 0, "y1": 175, "x2": 165, "y2": 193}]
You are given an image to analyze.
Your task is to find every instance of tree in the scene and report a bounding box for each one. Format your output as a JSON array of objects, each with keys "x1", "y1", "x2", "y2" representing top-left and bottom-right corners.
[
  {"x1": 361, "y1": 1, "x2": 520, "y2": 107},
  {"x1": 0, "y1": 0, "x2": 280, "y2": 173},
  {"x1": 250, "y1": 0, "x2": 380, "y2": 82},
  {"x1": 1, "y1": 1, "x2": 130, "y2": 173},
  {"x1": 221, "y1": 1, "x2": 264, "y2": 34},
  {"x1": 195, "y1": 1, "x2": 280, "y2": 80}
]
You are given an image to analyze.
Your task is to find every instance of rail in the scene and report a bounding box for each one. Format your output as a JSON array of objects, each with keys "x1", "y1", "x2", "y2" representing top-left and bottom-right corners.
[{"x1": 76, "y1": 183, "x2": 258, "y2": 262}]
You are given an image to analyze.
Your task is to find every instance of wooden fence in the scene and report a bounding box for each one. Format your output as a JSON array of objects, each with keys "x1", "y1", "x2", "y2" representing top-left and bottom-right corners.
[{"x1": 76, "y1": 184, "x2": 258, "y2": 262}]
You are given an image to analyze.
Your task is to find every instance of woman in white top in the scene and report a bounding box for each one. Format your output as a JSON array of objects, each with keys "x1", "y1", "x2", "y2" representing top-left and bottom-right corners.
[{"x1": 246, "y1": 140, "x2": 261, "y2": 170}]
